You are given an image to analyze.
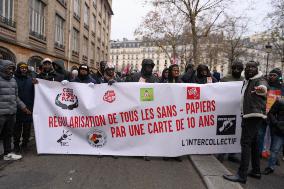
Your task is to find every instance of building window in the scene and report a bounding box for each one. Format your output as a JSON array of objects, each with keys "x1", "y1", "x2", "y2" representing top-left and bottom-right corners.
[
  {"x1": 90, "y1": 43, "x2": 94, "y2": 63},
  {"x1": 93, "y1": 14, "x2": 96, "y2": 32},
  {"x1": 83, "y1": 37, "x2": 88, "y2": 57},
  {"x1": 93, "y1": 0, "x2": 96, "y2": 8},
  {"x1": 0, "y1": 46, "x2": 16, "y2": 63},
  {"x1": 29, "y1": 0, "x2": 46, "y2": 40},
  {"x1": 73, "y1": 0, "x2": 80, "y2": 19},
  {"x1": 102, "y1": 28, "x2": 105, "y2": 44},
  {"x1": 98, "y1": 22, "x2": 101, "y2": 39},
  {"x1": 0, "y1": 0, "x2": 15, "y2": 28},
  {"x1": 97, "y1": 47, "x2": 100, "y2": 63},
  {"x1": 55, "y1": 15, "x2": 64, "y2": 48},
  {"x1": 72, "y1": 28, "x2": 79, "y2": 53},
  {"x1": 84, "y1": 3, "x2": 89, "y2": 29}
]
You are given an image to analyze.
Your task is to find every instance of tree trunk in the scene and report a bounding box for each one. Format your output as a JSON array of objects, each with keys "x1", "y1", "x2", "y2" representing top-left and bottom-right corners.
[{"x1": 191, "y1": 18, "x2": 199, "y2": 66}]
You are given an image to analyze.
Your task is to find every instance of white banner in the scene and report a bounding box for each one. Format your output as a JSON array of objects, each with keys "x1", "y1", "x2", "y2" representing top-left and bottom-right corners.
[{"x1": 33, "y1": 79, "x2": 243, "y2": 157}]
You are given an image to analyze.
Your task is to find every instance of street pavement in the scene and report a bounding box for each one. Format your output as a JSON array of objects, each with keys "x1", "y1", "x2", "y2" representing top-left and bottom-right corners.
[
  {"x1": 222, "y1": 155, "x2": 284, "y2": 189},
  {"x1": 0, "y1": 141, "x2": 205, "y2": 189}
]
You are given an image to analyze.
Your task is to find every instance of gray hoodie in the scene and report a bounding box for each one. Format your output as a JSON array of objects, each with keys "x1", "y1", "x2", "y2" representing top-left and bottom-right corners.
[{"x1": 0, "y1": 59, "x2": 26, "y2": 115}]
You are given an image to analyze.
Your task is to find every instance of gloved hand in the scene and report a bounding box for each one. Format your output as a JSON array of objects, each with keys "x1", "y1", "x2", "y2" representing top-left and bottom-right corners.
[
  {"x1": 88, "y1": 82, "x2": 95, "y2": 88},
  {"x1": 61, "y1": 80, "x2": 69, "y2": 85},
  {"x1": 108, "y1": 79, "x2": 116, "y2": 86}
]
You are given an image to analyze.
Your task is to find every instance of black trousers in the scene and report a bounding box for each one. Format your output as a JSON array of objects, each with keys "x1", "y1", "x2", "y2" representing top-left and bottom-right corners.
[
  {"x1": 238, "y1": 117, "x2": 264, "y2": 179},
  {"x1": 0, "y1": 115, "x2": 16, "y2": 155},
  {"x1": 14, "y1": 121, "x2": 32, "y2": 147}
]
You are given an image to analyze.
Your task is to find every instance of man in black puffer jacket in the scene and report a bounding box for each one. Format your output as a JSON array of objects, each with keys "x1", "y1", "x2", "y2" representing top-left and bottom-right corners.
[
  {"x1": 224, "y1": 61, "x2": 268, "y2": 183},
  {"x1": 0, "y1": 60, "x2": 31, "y2": 160}
]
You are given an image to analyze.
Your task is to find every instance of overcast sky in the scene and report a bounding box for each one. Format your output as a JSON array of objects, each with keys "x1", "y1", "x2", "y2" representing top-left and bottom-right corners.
[{"x1": 110, "y1": 0, "x2": 272, "y2": 40}]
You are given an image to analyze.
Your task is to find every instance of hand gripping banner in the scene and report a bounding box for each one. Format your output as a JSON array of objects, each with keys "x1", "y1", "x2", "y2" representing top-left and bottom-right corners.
[{"x1": 33, "y1": 79, "x2": 243, "y2": 157}]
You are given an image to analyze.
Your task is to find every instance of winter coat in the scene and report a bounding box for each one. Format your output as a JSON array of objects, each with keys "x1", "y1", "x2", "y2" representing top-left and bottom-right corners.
[
  {"x1": 213, "y1": 71, "x2": 221, "y2": 82},
  {"x1": 0, "y1": 60, "x2": 26, "y2": 115},
  {"x1": 181, "y1": 70, "x2": 196, "y2": 83},
  {"x1": 241, "y1": 72, "x2": 268, "y2": 119},
  {"x1": 92, "y1": 72, "x2": 103, "y2": 84},
  {"x1": 221, "y1": 74, "x2": 244, "y2": 82},
  {"x1": 101, "y1": 75, "x2": 122, "y2": 83},
  {"x1": 72, "y1": 75, "x2": 97, "y2": 84},
  {"x1": 195, "y1": 76, "x2": 217, "y2": 84},
  {"x1": 14, "y1": 74, "x2": 34, "y2": 123},
  {"x1": 128, "y1": 72, "x2": 160, "y2": 83},
  {"x1": 37, "y1": 70, "x2": 64, "y2": 82},
  {"x1": 268, "y1": 98, "x2": 284, "y2": 136}
]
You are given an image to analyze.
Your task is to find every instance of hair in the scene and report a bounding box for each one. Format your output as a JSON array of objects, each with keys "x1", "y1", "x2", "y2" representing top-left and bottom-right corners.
[{"x1": 168, "y1": 64, "x2": 179, "y2": 83}]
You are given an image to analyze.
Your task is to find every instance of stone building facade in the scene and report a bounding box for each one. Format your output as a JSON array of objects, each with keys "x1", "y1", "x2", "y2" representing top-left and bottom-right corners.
[{"x1": 0, "y1": 0, "x2": 113, "y2": 71}]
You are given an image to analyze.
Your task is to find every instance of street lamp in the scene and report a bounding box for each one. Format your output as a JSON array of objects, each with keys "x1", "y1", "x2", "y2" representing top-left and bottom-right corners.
[
  {"x1": 265, "y1": 43, "x2": 272, "y2": 77},
  {"x1": 281, "y1": 57, "x2": 284, "y2": 74}
]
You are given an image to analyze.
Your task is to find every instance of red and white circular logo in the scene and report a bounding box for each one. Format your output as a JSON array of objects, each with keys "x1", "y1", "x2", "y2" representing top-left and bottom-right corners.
[{"x1": 103, "y1": 90, "x2": 116, "y2": 103}]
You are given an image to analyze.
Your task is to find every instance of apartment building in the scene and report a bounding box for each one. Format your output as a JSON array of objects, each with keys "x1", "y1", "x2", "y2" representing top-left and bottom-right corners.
[
  {"x1": 0, "y1": 0, "x2": 113, "y2": 71},
  {"x1": 110, "y1": 38, "x2": 227, "y2": 75}
]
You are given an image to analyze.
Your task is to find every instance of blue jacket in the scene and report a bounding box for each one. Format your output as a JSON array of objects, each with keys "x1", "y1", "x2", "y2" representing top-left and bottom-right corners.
[{"x1": 15, "y1": 74, "x2": 34, "y2": 122}]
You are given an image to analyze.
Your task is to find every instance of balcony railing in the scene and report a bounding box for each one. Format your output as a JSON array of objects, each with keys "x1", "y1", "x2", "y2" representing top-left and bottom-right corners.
[
  {"x1": 82, "y1": 55, "x2": 88, "y2": 61},
  {"x1": 91, "y1": 31, "x2": 96, "y2": 37},
  {"x1": 84, "y1": 23, "x2": 89, "y2": 30},
  {"x1": 0, "y1": 15, "x2": 16, "y2": 28},
  {"x1": 57, "y1": 0, "x2": 67, "y2": 8},
  {"x1": 73, "y1": 13, "x2": 80, "y2": 21},
  {"x1": 29, "y1": 31, "x2": 46, "y2": 41},
  {"x1": 55, "y1": 42, "x2": 65, "y2": 49},
  {"x1": 72, "y1": 50, "x2": 79, "y2": 57}
]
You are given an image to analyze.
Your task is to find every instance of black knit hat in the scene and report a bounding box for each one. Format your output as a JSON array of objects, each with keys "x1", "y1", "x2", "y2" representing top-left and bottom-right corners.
[{"x1": 269, "y1": 68, "x2": 282, "y2": 78}]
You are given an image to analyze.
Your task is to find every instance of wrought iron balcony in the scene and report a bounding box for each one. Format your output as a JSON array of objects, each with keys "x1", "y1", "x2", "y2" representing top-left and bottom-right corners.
[
  {"x1": 29, "y1": 31, "x2": 46, "y2": 41},
  {"x1": 0, "y1": 15, "x2": 16, "y2": 28}
]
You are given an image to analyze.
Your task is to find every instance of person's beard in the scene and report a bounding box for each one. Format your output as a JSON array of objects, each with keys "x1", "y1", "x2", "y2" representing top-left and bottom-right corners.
[
  {"x1": 245, "y1": 70, "x2": 257, "y2": 80},
  {"x1": 21, "y1": 71, "x2": 28, "y2": 76}
]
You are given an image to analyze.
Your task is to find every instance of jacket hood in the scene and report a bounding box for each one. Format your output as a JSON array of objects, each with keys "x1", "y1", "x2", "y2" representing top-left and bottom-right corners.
[
  {"x1": 0, "y1": 59, "x2": 15, "y2": 79},
  {"x1": 196, "y1": 64, "x2": 210, "y2": 78},
  {"x1": 0, "y1": 59, "x2": 15, "y2": 72},
  {"x1": 52, "y1": 59, "x2": 65, "y2": 73}
]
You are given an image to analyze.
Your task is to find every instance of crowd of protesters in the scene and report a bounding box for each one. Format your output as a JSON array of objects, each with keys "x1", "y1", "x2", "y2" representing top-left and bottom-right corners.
[{"x1": 0, "y1": 57, "x2": 284, "y2": 184}]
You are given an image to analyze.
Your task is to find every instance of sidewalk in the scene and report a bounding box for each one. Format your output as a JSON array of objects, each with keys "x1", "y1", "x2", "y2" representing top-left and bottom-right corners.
[{"x1": 190, "y1": 155, "x2": 243, "y2": 189}]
